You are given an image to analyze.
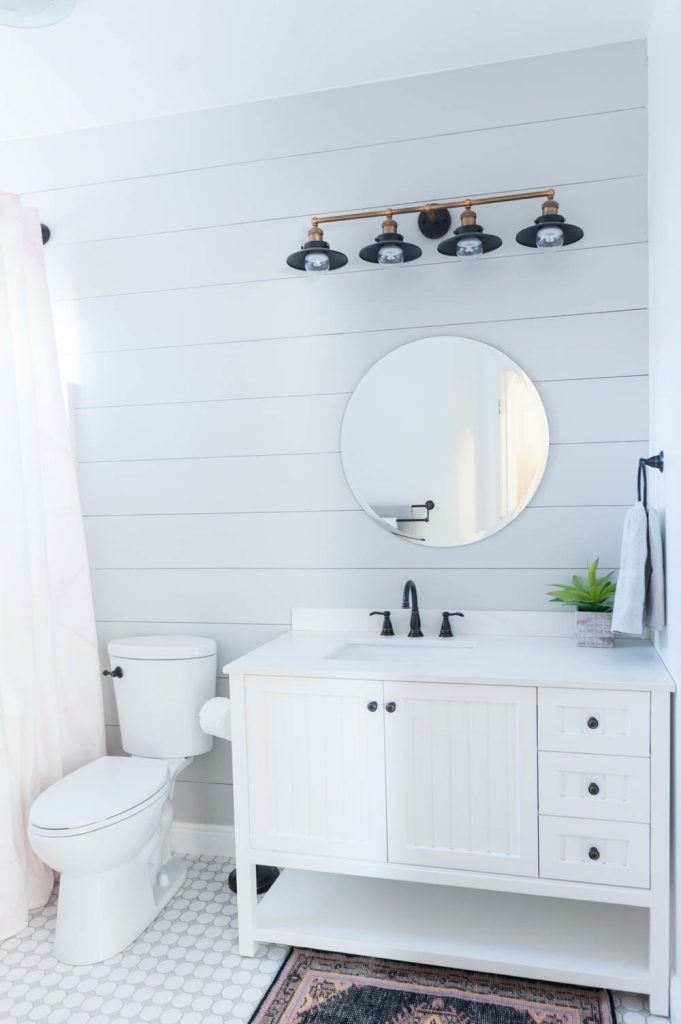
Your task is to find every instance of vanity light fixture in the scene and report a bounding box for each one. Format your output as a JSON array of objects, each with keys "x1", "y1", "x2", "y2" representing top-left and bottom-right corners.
[
  {"x1": 436, "y1": 204, "x2": 502, "y2": 259},
  {"x1": 359, "y1": 214, "x2": 422, "y2": 266},
  {"x1": 286, "y1": 188, "x2": 584, "y2": 271},
  {"x1": 286, "y1": 224, "x2": 348, "y2": 272},
  {"x1": 515, "y1": 196, "x2": 584, "y2": 249}
]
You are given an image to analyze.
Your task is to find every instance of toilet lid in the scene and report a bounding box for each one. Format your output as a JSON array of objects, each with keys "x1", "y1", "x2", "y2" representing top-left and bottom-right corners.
[{"x1": 29, "y1": 756, "x2": 169, "y2": 833}]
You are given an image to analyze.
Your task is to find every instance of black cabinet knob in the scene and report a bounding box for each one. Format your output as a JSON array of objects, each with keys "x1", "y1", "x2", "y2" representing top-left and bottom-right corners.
[
  {"x1": 366, "y1": 701, "x2": 378, "y2": 712},
  {"x1": 385, "y1": 701, "x2": 397, "y2": 713},
  {"x1": 588, "y1": 846, "x2": 600, "y2": 861},
  {"x1": 588, "y1": 782, "x2": 600, "y2": 796},
  {"x1": 587, "y1": 716, "x2": 599, "y2": 730},
  {"x1": 102, "y1": 666, "x2": 123, "y2": 678}
]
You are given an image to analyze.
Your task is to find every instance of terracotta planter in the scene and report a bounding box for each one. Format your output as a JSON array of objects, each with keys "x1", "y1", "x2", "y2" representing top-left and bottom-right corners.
[{"x1": 575, "y1": 609, "x2": 614, "y2": 648}]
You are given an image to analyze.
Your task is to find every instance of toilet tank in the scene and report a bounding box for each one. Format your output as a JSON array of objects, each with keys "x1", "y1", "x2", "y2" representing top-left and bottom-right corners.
[{"x1": 107, "y1": 636, "x2": 217, "y2": 758}]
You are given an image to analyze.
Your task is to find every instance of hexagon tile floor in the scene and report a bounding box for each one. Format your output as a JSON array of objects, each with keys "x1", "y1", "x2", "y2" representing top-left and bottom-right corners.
[{"x1": 0, "y1": 855, "x2": 669, "y2": 1024}]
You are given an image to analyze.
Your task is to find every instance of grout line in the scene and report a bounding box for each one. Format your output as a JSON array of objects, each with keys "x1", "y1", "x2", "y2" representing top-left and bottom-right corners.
[
  {"x1": 76, "y1": 307, "x2": 648, "y2": 357},
  {"x1": 82, "y1": 506, "x2": 629, "y2": 519},
  {"x1": 96, "y1": 619, "x2": 290, "y2": 626},
  {"x1": 25, "y1": 107, "x2": 646, "y2": 198},
  {"x1": 74, "y1": 375, "x2": 647, "y2": 413},
  {"x1": 76, "y1": 439, "x2": 649, "y2": 465},
  {"x1": 76, "y1": 391, "x2": 352, "y2": 412},
  {"x1": 90, "y1": 566, "x2": 620, "y2": 572},
  {"x1": 52, "y1": 239, "x2": 647, "y2": 304}
]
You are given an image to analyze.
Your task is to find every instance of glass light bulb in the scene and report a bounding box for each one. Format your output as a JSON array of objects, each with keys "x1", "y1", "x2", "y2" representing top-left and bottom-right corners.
[
  {"x1": 455, "y1": 235, "x2": 483, "y2": 258},
  {"x1": 377, "y1": 243, "x2": 404, "y2": 265},
  {"x1": 304, "y1": 250, "x2": 330, "y2": 272},
  {"x1": 536, "y1": 224, "x2": 564, "y2": 249}
]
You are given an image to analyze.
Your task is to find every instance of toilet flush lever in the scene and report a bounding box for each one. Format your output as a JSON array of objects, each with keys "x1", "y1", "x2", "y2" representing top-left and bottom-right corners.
[{"x1": 102, "y1": 666, "x2": 123, "y2": 678}]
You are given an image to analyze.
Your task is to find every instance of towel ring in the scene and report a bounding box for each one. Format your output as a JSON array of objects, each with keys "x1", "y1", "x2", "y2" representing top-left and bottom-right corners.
[{"x1": 637, "y1": 451, "x2": 664, "y2": 509}]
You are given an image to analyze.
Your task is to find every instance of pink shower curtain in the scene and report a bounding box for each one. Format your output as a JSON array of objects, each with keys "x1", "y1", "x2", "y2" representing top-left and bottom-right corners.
[{"x1": 0, "y1": 194, "x2": 105, "y2": 940}]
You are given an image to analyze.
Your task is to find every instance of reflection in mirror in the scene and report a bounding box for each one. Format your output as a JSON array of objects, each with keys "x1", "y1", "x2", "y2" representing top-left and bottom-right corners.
[{"x1": 340, "y1": 336, "x2": 549, "y2": 547}]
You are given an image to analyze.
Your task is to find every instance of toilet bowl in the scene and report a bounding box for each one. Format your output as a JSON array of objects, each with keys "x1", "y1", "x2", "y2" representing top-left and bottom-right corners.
[{"x1": 28, "y1": 635, "x2": 217, "y2": 965}]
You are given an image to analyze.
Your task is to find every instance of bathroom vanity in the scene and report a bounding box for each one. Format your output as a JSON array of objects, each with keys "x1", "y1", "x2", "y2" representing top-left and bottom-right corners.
[{"x1": 225, "y1": 612, "x2": 673, "y2": 1014}]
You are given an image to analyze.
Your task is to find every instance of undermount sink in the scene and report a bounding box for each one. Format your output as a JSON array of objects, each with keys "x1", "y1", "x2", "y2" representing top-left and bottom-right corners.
[{"x1": 328, "y1": 639, "x2": 477, "y2": 663}]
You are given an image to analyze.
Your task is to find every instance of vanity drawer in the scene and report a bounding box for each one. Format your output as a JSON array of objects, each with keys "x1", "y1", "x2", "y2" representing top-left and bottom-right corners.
[
  {"x1": 538, "y1": 689, "x2": 650, "y2": 756},
  {"x1": 539, "y1": 816, "x2": 649, "y2": 888},
  {"x1": 539, "y1": 752, "x2": 650, "y2": 822}
]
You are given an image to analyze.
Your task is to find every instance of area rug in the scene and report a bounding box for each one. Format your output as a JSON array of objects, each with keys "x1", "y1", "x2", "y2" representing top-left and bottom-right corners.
[{"x1": 249, "y1": 948, "x2": 615, "y2": 1024}]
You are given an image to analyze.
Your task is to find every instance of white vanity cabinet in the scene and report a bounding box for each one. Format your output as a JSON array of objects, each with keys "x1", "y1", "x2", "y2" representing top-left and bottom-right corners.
[
  {"x1": 226, "y1": 631, "x2": 672, "y2": 1016},
  {"x1": 245, "y1": 676, "x2": 386, "y2": 861},
  {"x1": 384, "y1": 682, "x2": 538, "y2": 876}
]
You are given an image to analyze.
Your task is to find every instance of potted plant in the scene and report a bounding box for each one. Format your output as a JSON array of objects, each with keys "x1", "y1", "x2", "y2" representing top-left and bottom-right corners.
[{"x1": 547, "y1": 559, "x2": 617, "y2": 648}]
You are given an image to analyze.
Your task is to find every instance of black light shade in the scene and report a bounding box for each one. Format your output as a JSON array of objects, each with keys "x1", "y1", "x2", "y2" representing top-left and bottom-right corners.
[
  {"x1": 516, "y1": 212, "x2": 584, "y2": 248},
  {"x1": 437, "y1": 222, "x2": 502, "y2": 257},
  {"x1": 359, "y1": 230, "x2": 422, "y2": 264},
  {"x1": 286, "y1": 238, "x2": 348, "y2": 272}
]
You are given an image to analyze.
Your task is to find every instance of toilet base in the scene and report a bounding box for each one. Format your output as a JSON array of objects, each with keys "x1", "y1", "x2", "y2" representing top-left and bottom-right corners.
[{"x1": 54, "y1": 855, "x2": 187, "y2": 965}]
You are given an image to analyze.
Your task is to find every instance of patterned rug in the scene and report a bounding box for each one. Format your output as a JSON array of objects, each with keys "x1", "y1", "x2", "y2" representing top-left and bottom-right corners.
[{"x1": 249, "y1": 948, "x2": 615, "y2": 1024}]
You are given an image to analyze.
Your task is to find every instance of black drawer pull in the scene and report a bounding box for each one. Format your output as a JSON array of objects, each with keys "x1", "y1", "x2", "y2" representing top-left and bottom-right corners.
[
  {"x1": 588, "y1": 782, "x2": 600, "y2": 796},
  {"x1": 587, "y1": 716, "x2": 599, "y2": 730},
  {"x1": 385, "y1": 702, "x2": 397, "y2": 713},
  {"x1": 367, "y1": 701, "x2": 378, "y2": 713},
  {"x1": 588, "y1": 846, "x2": 600, "y2": 861}
]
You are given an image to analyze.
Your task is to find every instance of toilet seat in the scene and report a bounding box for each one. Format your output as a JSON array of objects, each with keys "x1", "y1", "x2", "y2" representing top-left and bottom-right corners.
[{"x1": 29, "y1": 756, "x2": 169, "y2": 838}]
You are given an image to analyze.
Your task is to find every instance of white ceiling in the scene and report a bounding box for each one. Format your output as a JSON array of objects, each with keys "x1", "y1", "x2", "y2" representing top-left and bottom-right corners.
[{"x1": 0, "y1": 0, "x2": 654, "y2": 140}]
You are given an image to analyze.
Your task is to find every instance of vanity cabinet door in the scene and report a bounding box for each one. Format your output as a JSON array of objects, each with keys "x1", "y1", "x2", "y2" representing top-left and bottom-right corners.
[
  {"x1": 385, "y1": 682, "x2": 538, "y2": 876},
  {"x1": 245, "y1": 676, "x2": 387, "y2": 861}
]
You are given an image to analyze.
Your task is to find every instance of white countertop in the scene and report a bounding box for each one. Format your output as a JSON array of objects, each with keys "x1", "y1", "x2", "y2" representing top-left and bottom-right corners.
[{"x1": 223, "y1": 629, "x2": 675, "y2": 692}]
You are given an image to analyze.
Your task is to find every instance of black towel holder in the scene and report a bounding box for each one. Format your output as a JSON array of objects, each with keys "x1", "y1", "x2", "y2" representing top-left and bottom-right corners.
[{"x1": 637, "y1": 451, "x2": 664, "y2": 508}]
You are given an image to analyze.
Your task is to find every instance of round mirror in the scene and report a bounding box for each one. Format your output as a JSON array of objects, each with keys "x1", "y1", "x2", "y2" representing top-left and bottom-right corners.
[{"x1": 341, "y1": 335, "x2": 549, "y2": 546}]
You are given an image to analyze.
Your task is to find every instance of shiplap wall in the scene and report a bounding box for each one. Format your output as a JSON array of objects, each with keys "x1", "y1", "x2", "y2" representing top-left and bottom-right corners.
[{"x1": 2, "y1": 41, "x2": 648, "y2": 828}]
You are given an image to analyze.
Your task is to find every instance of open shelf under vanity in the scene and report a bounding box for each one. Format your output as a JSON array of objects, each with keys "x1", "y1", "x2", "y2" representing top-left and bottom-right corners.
[{"x1": 253, "y1": 869, "x2": 651, "y2": 994}]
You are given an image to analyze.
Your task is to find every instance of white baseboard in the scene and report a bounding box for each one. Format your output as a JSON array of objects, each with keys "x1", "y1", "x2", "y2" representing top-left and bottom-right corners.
[
  {"x1": 669, "y1": 975, "x2": 680, "y2": 1024},
  {"x1": 170, "y1": 821, "x2": 235, "y2": 858}
]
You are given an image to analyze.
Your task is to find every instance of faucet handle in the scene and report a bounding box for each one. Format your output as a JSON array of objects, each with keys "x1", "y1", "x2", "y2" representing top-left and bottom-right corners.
[
  {"x1": 439, "y1": 611, "x2": 464, "y2": 638},
  {"x1": 370, "y1": 611, "x2": 395, "y2": 637}
]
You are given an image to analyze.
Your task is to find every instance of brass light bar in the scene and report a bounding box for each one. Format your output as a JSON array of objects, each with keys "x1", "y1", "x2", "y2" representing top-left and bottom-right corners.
[
  {"x1": 309, "y1": 188, "x2": 556, "y2": 230},
  {"x1": 286, "y1": 186, "x2": 584, "y2": 271}
]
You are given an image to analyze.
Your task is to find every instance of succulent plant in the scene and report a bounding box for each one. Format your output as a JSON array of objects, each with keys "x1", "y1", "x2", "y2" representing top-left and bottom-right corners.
[{"x1": 547, "y1": 558, "x2": 616, "y2": 613}]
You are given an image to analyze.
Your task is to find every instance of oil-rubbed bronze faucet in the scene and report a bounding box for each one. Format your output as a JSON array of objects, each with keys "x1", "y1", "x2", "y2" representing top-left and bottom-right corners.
[{"x1": 401, "y1": 580, "x2": 423, "y2": 637}]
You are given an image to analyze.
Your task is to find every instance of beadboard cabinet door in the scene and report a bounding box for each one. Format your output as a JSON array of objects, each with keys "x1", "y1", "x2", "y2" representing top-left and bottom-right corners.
[
  {"x1": 385, "y1": 682, "x2": 538, "y2": 876},
  {"x1": 245, "y1": 675, "x2": 387, "y2": 861}
]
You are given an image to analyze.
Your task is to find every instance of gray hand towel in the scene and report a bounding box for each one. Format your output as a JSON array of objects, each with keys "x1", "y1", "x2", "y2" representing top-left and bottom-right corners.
[
  {"x1": 612, "y1": 501, "x2": 648, "y2": 636},
  {"x1": 645, "y1": 506, "x2": 665, "y2": 630}
]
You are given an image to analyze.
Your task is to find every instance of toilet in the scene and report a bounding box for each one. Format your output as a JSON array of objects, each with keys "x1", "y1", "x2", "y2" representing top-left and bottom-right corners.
[{"x1": 28, "y1": 635, "x2": 217, "y2": 965}]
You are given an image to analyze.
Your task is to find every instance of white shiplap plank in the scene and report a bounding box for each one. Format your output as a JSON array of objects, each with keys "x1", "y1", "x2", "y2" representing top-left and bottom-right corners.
[
  {"x1": 538, "y1": 376, "x2": 648, "y2": 444},
  {"x1": 2, "y1": 42, "x2": 645, "y2": 194},
  {"x1": 34, "y1": 109, "x2": 646, "y2": 245},
  {"x1": 532, "y1": 441, "x2": 644, "y2": 507},
  {"x1": 77, "y1": 441, "x2": 644, "y2": 518},
  {"x1": 77, "y1": 309, "x2": 648, "y2": 410},
  {"x1": 76, "y1": 394, "x2": 348, "y2": 462},
  {"x1": 90, "y1": 567, "x2": 599, "y2": 622},
  {"x1": 82, "y1": 507, "x2": 625, "y2": 571},
  {"x1": 56, "y1": 244, "x2": 647, "y2": 356},
  {"x1": 45, "y1": 176, "x2": 646, "y2": 300},
  {"x1": 76, "y1": 376, "x2": 647, "y2": 464},
  {"x1": 79, "y1": 453, "x2": 357, "y2": 515}
]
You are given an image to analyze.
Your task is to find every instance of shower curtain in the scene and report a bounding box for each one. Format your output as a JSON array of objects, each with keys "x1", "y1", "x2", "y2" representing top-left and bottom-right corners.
[{"x1": 0, "y1": 195, "x2": 105, "y2": 940}]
